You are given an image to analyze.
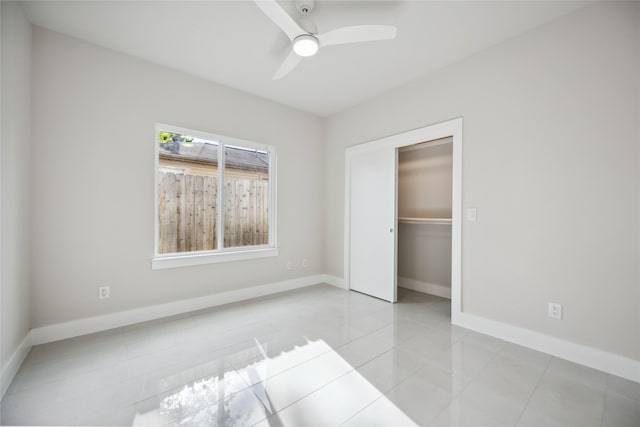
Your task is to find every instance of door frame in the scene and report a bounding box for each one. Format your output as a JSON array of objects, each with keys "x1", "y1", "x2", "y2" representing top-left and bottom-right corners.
[{"x1": 344, "y1": 117, "x2": 463, "y2": 321}]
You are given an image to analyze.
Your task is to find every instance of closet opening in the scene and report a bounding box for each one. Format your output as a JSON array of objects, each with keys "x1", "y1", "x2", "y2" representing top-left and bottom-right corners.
[
  {"x1": 344, "y1": 117, "x2": 462, "y2": 322},
  {"x1": 397, "y1": 137, "x2": 453, "y2": 302}
]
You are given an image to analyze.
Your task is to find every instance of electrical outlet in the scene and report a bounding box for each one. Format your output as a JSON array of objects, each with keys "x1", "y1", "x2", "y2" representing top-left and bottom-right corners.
[
  {"x1": 287, "y1": 261, "x2": 293, "y2": 270},
  {"x1": 99, "y1": 286, "x2": 110, "y2": 300},
  {"x1": 302, "y1": 258, "x2": 309, "y2": 268},
  {"x1": 467, "y1": 207, "x2": 477, "y2": 221},
  {"x1": 548, "y1": 302, "x2": 562, "y2": 320}
]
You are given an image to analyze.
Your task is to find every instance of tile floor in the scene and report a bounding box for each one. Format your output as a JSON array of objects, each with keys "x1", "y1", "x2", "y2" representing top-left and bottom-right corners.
[{"x1": 1, "y1": 285, "x2": 639, "y2": 426}]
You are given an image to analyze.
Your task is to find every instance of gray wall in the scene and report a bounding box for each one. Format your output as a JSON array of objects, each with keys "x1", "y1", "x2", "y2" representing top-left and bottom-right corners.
[
  {"x1": 1, "y1": 2, "x2": 32, "y2": 367},
  {"x1": 398, "y1": 142, "x2": 453, "y2": 219},
  {"x1": 325, "y1": 2, "x2": 640, "y2": 359},
  {"x1": 30, "y1": 28, "x2": 325, "y2": 328},
  {"x1": 398, "y1": 224, "x2": 452, "y2": 289}
]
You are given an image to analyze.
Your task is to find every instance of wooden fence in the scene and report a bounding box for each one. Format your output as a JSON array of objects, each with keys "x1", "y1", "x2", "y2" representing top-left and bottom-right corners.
[{"x1": 158, "y1": 172, "x2": 269, "y2": 253}]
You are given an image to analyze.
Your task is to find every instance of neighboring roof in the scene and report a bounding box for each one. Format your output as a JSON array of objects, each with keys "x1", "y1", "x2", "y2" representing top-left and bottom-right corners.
[{"x1": 159, "y1": 141, "x2": 269, "y2": 172}]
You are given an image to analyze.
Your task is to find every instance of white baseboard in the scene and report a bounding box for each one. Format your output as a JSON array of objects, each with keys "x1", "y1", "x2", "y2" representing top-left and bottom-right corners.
[
  {"x1": 1, "y1": 333, "x2": 31, "y2": 400},
  {"x1": 30, "y1": 274, "x2": 325, "y2": 346},
  {"x1": 453, "y1": 312, "x2": 640, "y2": 383},
  {"x1": 11, "y1": 274, "x2": 640, "y2": 396},
  {"x1": 323, "y1": 274, "x2": 347, "y2": 289},
  {"x1": 398, "y1": 276, "x2": 451, "y2": 299}
]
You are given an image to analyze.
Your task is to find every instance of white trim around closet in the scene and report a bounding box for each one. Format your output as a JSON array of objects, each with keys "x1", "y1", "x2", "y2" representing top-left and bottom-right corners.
[
  {"x1": 343, "y1": 117, "x2": 463, "y2": 319},
  {"x1": 398, "y1": 277, "x2": 452, "y2": 299}
]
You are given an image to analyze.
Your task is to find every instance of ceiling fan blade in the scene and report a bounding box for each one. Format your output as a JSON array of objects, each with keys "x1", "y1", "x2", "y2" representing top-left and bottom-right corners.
[
  {"x1": 273, "y1": 49, "x2": 303, "y2": 79},
  {"x1": 317, "y1": 25, "x2": 397, "y2": 48},
  {"x1": 254, "y1": 0, "x2": 305, "y2": 41}
]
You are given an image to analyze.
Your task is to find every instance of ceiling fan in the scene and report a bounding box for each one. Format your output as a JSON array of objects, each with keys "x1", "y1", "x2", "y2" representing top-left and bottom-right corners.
[{"x1": 254, "y1": 0, "x2": 397, "y2": 79}]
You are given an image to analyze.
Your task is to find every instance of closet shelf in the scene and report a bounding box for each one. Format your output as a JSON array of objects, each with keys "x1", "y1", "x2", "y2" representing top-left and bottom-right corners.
[{"x1": 398, "y1": 217, "x2": 452, "y2": 225}]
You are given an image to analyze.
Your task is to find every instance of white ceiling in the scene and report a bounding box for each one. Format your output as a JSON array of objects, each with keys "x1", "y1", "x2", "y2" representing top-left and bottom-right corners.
[{"x1": 23, "y1": 0, "x2": 588, "y2": 117}]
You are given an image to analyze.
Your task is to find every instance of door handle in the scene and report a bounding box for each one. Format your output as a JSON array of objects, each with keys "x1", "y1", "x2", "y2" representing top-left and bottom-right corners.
[{"x1": 390, "y1": 228, "x2": 393, "y2": 233}]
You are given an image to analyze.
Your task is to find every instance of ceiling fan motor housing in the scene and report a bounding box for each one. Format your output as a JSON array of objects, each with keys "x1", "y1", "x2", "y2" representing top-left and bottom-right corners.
[{"x1": 298, "y1": 17, "x2": 317, "y2": 34}]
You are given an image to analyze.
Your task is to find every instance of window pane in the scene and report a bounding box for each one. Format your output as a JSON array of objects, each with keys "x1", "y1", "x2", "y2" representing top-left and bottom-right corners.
[
  {"x1": 158, "y1": 131, "x2": 218, "y2": 254},
  {"x1": 223, "y1": 145, "x2": 270, "y2": 248}
]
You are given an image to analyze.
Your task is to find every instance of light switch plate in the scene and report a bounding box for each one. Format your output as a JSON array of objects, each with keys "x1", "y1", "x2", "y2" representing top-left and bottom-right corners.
[{"x1": 467, "y1": 208, "x2": 477, "y2": 221}]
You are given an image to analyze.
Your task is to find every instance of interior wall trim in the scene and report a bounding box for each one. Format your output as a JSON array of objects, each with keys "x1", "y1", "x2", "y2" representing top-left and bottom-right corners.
[
  {"x1": 453, "y1": 312, "x2": 640, "y2": 383},
  {"x1": 398, "y1": 277, "x2": 452, "y2": 299},
  {"x1": 5, "y1": 278, "x2": 639, "y2": 402},
  {"x1": 322, "y1": 274, "x2": 347, "y2": 289},
  {"x1": 29, "y1": 275, "x2": 326, "y2": 346},
  {"x1": 0, "y1": 333, "x2": 32, "y2": 400}
]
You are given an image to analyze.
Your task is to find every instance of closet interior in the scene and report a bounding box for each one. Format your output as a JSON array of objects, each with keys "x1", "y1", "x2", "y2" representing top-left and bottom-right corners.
[{"x1": 397, "y1": 137, "x2": 453, "y2": 300}]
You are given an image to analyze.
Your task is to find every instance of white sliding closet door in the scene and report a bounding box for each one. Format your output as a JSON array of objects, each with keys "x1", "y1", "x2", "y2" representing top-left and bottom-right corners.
[{"x1": 349, "y1": 147, "x2": 397, "y2": 302}]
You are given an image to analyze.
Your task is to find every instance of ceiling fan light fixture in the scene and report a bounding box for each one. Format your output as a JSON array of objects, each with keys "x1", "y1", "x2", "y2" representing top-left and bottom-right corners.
[{"x1": 293, "y1": 34, "x2": 319, "y2": 57}]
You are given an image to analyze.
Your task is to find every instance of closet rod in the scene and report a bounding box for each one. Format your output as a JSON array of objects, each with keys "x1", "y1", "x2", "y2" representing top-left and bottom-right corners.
[{"x1": 398, "y1": 217, "x2": 452, "y2": 225}]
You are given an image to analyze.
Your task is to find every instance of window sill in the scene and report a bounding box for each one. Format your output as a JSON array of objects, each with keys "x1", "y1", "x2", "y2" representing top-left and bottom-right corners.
[{"x1": 151, "y1": 247, "x2": 279, "y2": 270}]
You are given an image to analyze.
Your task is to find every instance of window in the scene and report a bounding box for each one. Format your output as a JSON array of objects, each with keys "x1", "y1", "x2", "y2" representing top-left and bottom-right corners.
[{"x1": 152, "y1": 124, "x2": 277, "y2": 269}]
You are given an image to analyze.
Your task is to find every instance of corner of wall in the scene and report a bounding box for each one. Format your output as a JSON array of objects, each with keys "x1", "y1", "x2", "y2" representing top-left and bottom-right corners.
[
  {"x1": 636, "y1": 0, "x2": 640, "y2": 365},
  {"x1": 0, "y1": 333, "x2": 31, "y2": 399},
  {"x1": 0, "y1": 0, "x2": 34, "y2": 401}
]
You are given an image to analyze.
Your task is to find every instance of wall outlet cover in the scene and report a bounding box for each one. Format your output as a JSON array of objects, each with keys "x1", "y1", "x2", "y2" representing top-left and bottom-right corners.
[{"x1": 548, "y1": 302, "x2": 562, "y2": 320}]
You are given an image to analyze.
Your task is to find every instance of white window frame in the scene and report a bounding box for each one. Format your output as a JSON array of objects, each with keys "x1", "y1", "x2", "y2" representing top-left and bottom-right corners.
[{"x1": 152, "y1": 123, "x2": 278, "y2": 269}]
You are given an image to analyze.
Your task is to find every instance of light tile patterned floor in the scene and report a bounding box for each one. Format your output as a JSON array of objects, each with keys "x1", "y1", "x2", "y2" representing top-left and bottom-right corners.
[{"x1": 1, "y1": 285, "x2": 638, "y2": 426}]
